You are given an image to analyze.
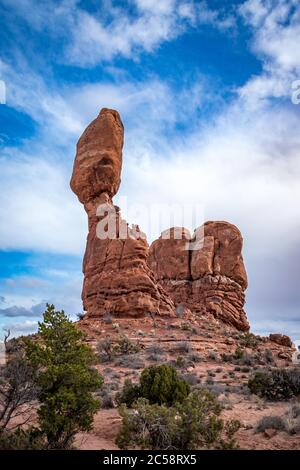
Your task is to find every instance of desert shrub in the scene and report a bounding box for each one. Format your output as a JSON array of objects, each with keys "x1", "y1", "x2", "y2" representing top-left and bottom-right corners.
[
  {"x1": 0, "y1": 350, "x2": 38, "y2": 430},
  {"x1": 76, "y1": 313, "x2": 85, "y2": 321},
  {"x1": 240, "y1": 332, "x2": 259, "y2": 348},
  {"x1": 208, "y1": 351, "x2": 217, "y2": 361},
  {"x1": 147, "y1": 353, "x2": 163, "y2": 362},
  {"x1": 180, "y1": 322, "x2": 192, "y2": 331},
  {"x1": 290, "y1": 402, "x2": 300, "y2": 419},
  {"x1": 234, "y1": 347, "x2": 244, "y2": 361},
  {"x1": 255, "y1": 415, "x2": 287, "y2": 433},
  {"x1": 168, "y1": 356, "x2": 188, "y2": 369},
  {"x1": 147, "y1": 343, "x2": 164, "y2": 355},
  {"x1": 114, "y1": 354, "x2": 145, "y2": 369},
  {"x1": 221, "y1": 353, "x2": 231, "y2": 362},
  {"x1": 3, "y1": 336, "x2": 26, "y2": 354},
  {"x1": 98, "y1": 386, "x2": 115, "y2": 409},
  {"x1": 97, "y1": 337, "x2": 114, "y2": 362},
  {"x1": 116, "y1": 335, "x2": 141, "y2": 355},
  {"x1": 116, "y1": 389, "x2": 240, "y2": 450},
  {"x1": 182, "y1": 373, "x2": 199, "y2": 386},
  {"x1": 26, "y1": 304, "x2": 103, "y2": 449},
  {"x1": 178, "y1": 341, "x2": 192, "y2": 354},
  {"x1": 206, "y1": 377, "x2": 215, "y2": 385},
  {"x1": 263, "y1": 349, "x2": 274, "y2": 364},
  {"x1": 0, "y1": 427, "x2": 45, "y2": 450},
  {"x1": 103, "y1": 313, "x2": 113, "y2": 324},
  {"x1": 248, "y1": 368, "x2": 300, "y2": 400},
  {"x1": 188, "y1": 353, "x2": 202, "y2": 363},
  {"x1": 139, "y1": 364, "x2": 190, "y2": 406},
  {"x1": 115, "y1": 379, "x2": 141, "y2": 407}
]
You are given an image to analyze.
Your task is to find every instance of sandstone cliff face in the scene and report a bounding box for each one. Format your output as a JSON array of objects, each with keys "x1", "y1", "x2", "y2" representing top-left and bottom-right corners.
[
  {"x1": 70, "y1": 108, "x2": 174, "y2": 318},
  {"x1": 149, "y1": 222, "x2": 249, "y2": 331}
]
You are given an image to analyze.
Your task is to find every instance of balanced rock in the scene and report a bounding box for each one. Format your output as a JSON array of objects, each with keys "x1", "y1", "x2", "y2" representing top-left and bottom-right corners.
[
  {"x1": 149, "y1": 221, "x2": 249, "y2": 331},
  {"x1": 71, "y1": 108, "x2": 174, "y2": 318}
]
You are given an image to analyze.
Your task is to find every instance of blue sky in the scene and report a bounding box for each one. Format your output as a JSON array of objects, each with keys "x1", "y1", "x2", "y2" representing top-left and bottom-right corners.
[{"x1": 0, "y1": 0, "x2": 300, "y2": 339}]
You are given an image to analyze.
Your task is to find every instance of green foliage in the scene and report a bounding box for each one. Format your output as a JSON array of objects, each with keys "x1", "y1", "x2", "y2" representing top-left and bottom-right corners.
[
  {"x1": 26, "y1": 304, "x2": 103, "y2": 449},
  {"x1": 0, "y1": 427, "x2": 45, "y2": 450},
  {"x1": 115, "y1": 379, "x2": 141, "y2": 407},
  {"x1": 139, "y1": 364, "x2": 190, "y2": 406},
  {"x1": 115, "y1": 335, "x2": 141, "y2": 355},
  {"x1": 97, "y1": 335, "x2": 141, "y2": 363},
  {"x1": 116, "y1": 365, "x2": 189, "y2": 408},
  {"x1": 248, "y1": 368, "x2": 300, "y2": 400},
  {"x1": 116, "y1": 389, "x2": 240, "y2": 450},
  {"x1": 240, "y1": 332, "x2": 259, "y2": 348}
]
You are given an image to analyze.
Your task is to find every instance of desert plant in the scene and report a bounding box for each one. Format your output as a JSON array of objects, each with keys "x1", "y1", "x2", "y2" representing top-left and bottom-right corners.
[
  {"x1": 103, "y1": 313, "x2": 113, "y2": 324},
  {"x1": 26, "y1": 304, "x2": 103, "y2": 449},
  {"x1": 208, "y1": 350, "x2": 217, "y2": 361},
  {"x1": 116, "y1": 335, "x2": 141, "y2": 355},
  {"x1": 188, "y1": 352, "x2": 202, "y2": 363},
  {"x1": 240, "y1": 332, "x2": 259, "y2": 348},
  {"x1": 97, "y1": 337, "x2": 114, "y2": 362},
  {"x1": 147, "y1": 343, "x2": 164, "y2": 355},
  {"x1": 0, "y1": 427, "x2": 45, "y2": 450},
  {"x1": 255, "y1": 415, "x2": 287, "y2": 433},
  {"x1": 114, "y1": 354, "x2": 145, "y2": 369},
  {"x1": 263, "y1": 349, "x2": 274, "y2": 364},
  {"x1": 0, "y1": 351, "x2": 38, "y2": 430},
  {"x1": 116, "y1": 388, "x2": 240, "y2": 450},
  {"x1": 98, "y1": 387, "x2": 115, "y2": 409},
  {"x1": 178, "y1": 341, "x2": 192, "y2": 354},
  {"x1": 115, "y1": 379, "x2": 141, "y2": 407},
  {"x1": 248, "y1": 368, "x2": 300, "y2": 400},
  {"x1": 139, "y1": 364, "x2": 190, "y2": 406}
]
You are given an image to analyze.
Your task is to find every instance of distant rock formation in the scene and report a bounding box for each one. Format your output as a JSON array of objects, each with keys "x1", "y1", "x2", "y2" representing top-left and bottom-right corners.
[
  {"x1": 149, "y1": 222, "x2": 249, "y2": 331},
  {"x1": 70, "y1": 108, "x2": 174, "y2": 318},
  {"x1": 71, "y1": 108, "x2": 249, "y2": 330}
]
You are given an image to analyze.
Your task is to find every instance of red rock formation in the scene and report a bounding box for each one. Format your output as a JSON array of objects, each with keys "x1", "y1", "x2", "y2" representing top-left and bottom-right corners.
[
  {"x1": 269, "y1": 334, "x2": 293, "y2": 348},
  {"x1": 149, "y1": 221, "x2": 249, "y2": 331},
  {"x1": 70, "y1": 108, "x2": 174, "y2": 318},
  {"x1": 71, "y1": 108, "x2": 249, "y2": 330}
]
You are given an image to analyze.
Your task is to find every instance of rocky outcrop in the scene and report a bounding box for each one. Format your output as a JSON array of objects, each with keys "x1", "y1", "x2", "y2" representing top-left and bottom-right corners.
[
  {"x1": 70, "y1": 108, "x2": 174, "y2": 318},
  {"x1": 71, "y1": 108, "x2": 249, "y2": 330},
  {"x1": 269, "y1": 334, "x2": 293, "y2": 348},
  {"x1": 149, "y1": 221, "x2": 249, "y2": 331}
]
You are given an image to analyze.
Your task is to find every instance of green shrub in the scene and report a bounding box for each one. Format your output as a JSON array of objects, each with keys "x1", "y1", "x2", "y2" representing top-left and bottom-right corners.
[
  {"x1": 139, "y1": 364, "x2": 190, "y2": 406},
  {"x1": 116, "y1": 335, "x2": 141, "y2": 355},
  {"x1": 0, "y1": 427, "x2": 45, "y2": 450},
  {"x1": 26, "y1": 304, "x2": 103, "y2": 449},
  {"x1": 240, "y1": 332, "x2": 259, "y2": 348},
  {"x1": 116, "y1": 389, "x2": 240, "y2": 450},
  {"x1": 248, "y1": 368, "x2": 300, "y2": 400},
  {"x1": 115, "y1": 379, "x2": 141, "y2": 407}
]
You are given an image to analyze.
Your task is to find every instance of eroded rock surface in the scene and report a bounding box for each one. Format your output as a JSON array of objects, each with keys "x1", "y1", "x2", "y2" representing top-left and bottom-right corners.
[
  {"x1": 71, "y1": 108, "x2": 174, "y2": 318},
  {"x1": 149, "y1": 221, "x2": 249, "y2": 331}
]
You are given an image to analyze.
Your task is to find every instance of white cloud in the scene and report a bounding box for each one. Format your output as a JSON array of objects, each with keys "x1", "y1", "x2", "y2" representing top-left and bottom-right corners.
[
  {"x1": 0, "y1": 153, "x2": 86, "y2": 254},
  {"x1": 238, "y1": 0, "x2": 300, "y2": 104},
  {"x1": 1, "y1": 0, "x2": 235, "y2": 67}
]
